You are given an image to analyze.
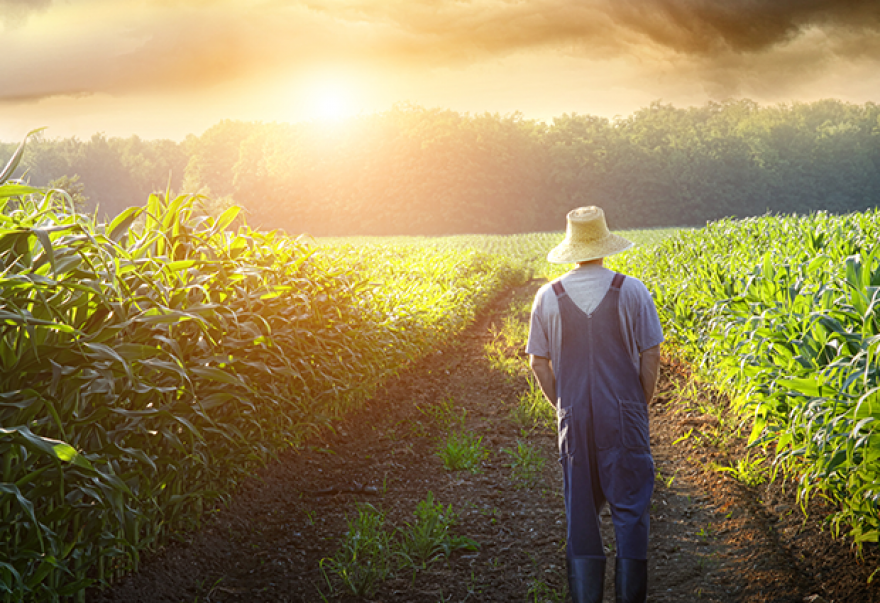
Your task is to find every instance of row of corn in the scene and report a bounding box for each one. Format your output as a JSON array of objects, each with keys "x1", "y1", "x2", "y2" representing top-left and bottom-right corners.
[
  {"x1": 0, "y1": 174, "x2": 524, "y2": 601},
  {"x1": 614, "y1": 211, "x2": 880, "y2": 547}
]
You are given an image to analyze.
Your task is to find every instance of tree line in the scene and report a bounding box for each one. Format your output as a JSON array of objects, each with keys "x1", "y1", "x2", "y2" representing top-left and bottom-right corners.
[
  {"x1": 0, "y1": 132, "x2": 190, "y2": 219},
  {"x1": 3, "y1": 98, "x2": 880, "y2": 235}
]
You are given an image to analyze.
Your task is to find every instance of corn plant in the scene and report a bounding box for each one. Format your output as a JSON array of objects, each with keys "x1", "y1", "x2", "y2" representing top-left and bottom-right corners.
[{"x1": 0, "y1": 128, "x2": 44, "y2": 186}]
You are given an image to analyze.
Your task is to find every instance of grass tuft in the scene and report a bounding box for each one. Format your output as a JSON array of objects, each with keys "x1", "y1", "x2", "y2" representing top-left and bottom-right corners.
[
  {"x1": 438, "y1": 431, "x2": 489, "y2": 473},
  {"x1": 511, "y1": 378, "x2": 556, "y2": 433},
  {"x1": 320, "y1": 504, "x2": 394, "y2": 597},
  {"x1": 397, "y1": 491, "x2": 479, "y2": 568},
  {"x1": 501, "y1": 440, "x2": 546, "y2": 487}
]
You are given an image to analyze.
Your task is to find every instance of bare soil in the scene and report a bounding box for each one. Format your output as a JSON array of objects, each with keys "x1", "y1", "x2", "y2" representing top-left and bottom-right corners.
[{"x1": 92, "y1": 280, "x2": 880, "y2": 603}]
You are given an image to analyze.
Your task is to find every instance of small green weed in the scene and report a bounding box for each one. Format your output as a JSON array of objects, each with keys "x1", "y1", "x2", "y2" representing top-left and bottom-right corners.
[
  {"x1": 439, "y1": 431, "x2": 488, "y2": 473},
  {"x1": 525, "y1": 555, "x2": 567, "y2": 603},
  {"x1": 501, "y1": 440, "x2": 546, "y2": 487},
  {"x1": 672, "y1": 427, "x2": 694, "y2": 446},
  {"x1": 479, "y1": 506, "x2": 500, "y2": 525},
  {"x1": 419, "y1": 395, "x2": 467, "y2": 432},
  {"x1": 320, "y1": 504, "x2": 394, "y2": 597},
  {"x1": 527, "y1": 577, "x2": 567, "y2": 603},
  {"x1": 192, "y1": 576, "x2": 225, "y2": 603},
  {"x1": 383, "y1": 420, "x2": 407, "y2": 441},
  {"x1": 397, "y1": 492, "x2": 479, "y2": 568},
  {"x1": 484, "y1": 297, "x2": 532, "y2": 377},
  {"x1": 656, "y1": 468, "x2": 677, "y2": 488},
  {"x1": 464, "y1": 570, "x2": 485, "y2": 597},
  {"x1": 696, "y1": 524, "x2": 714, "y2": 539},
  {"x1": 512, "y1": 377, "x2": 556, "y2": 432},
  {"x1": 715, "y1": 453, "x2": 768, "y2": 487},
  {"x1": 485, "y1": 337, "x2": 524, "y2": 378}
]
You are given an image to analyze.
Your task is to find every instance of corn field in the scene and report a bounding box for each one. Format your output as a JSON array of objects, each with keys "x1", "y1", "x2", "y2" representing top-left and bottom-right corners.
[
  {"x1": 0, "y1": 166, "x2": 524, "y2": 599},
  {"x1": 615, "y1": 211, "x2": 880, "y2": 547},
  {"x1": 320, "y1": 227, "x2": 679, "y2": 281},
  {"x1": 5, "y1": 125, "x2": 880, "y2": 600}
]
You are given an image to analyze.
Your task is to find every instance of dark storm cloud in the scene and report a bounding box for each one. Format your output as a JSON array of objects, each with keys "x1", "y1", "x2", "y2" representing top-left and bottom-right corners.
[
  {"x1": 304, "y1": 0, "x2": 880, "y2": 58},
  {"x1": 305, "y1": 0, "x2": 880, "y2": 98},
  {"x1": 3, "y1": 0, "x2": 880, "y2": 103},
  {"x1": 607, "y1": 0, "x2": 880, "y2": 54}
]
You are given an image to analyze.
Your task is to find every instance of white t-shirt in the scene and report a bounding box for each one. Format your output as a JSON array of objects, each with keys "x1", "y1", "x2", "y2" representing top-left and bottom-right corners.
[{"x1": 526, "y1": 264, "x2": 664, "y2": 371}]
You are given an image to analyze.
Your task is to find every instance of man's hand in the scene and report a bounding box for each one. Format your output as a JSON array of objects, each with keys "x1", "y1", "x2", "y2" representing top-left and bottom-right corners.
[
  {"x1": 529, "y1": 355, "x2": 557, "y2": 408},
  {"x1": 639, "y1": 345, "x2": 661, "y2": 404}
]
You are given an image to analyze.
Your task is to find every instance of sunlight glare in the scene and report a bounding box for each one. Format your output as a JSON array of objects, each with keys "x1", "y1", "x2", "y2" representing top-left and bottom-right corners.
[{"x1": 307, "y1": 77, "x2": 354, "y2": 121}]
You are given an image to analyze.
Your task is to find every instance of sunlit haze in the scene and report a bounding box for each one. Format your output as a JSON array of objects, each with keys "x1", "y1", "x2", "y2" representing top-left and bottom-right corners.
[{"x1": 3, "y1": 0, "x2": 880, "y2": 140}]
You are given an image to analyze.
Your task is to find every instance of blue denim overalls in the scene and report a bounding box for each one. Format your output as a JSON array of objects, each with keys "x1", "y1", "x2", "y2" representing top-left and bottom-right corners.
[{"x1": 553, "y1": 274, "x2": 654, "y2": 564}]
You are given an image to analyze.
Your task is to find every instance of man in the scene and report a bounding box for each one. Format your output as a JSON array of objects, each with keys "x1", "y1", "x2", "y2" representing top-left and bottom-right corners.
[{"x1": 527, "y1": 206, "x2": 663, "y2": 603}]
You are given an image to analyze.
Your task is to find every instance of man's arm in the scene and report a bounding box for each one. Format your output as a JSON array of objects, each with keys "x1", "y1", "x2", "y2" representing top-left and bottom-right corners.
[
  {"x1": 639, "y1": 344, "x2": 661, "y2": 403},
  {"x1": 529, "y1": 355, "x2": 557, "y2": 408}
]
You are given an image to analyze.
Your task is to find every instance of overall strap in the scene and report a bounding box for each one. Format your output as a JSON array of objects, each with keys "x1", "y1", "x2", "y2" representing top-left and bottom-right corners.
[
  {"x1": 552, "y1": 281, "x2": 567, "y2": 297},
  {"x1": 610, "y1": 273, "x2": 626, "y2": 291}
]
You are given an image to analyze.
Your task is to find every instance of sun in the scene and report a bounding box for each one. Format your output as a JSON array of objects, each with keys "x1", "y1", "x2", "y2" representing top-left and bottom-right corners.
[
  {"x1": 307, "y1": 78, "x2": 354, "y2": 121},
  {"x1": 280, "y1": 70, "x2": 368, "y2": 124}
]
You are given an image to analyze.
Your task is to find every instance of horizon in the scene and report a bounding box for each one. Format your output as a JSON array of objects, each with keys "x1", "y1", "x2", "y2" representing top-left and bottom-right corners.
[{"x1": 2, "y1": 95, "x2": 875, "y2": 144}]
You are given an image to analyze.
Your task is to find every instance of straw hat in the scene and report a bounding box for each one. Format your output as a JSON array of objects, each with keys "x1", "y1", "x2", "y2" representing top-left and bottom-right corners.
[{"x1": 547, "y1": 206, "x2": 633, "y2": 264}]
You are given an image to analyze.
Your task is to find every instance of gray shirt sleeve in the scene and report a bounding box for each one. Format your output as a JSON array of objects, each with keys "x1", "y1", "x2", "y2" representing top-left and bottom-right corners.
[
  {"x1": 526, "y1": 286, "x2": 551, "y2": 359},
  {"x1": 620, "y1": 278, "x2": 664, "y2": 357}
]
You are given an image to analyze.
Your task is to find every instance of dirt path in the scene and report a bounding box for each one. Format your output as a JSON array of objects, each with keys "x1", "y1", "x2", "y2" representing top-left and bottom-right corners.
[{"x1": 92, "y1": 281, "x2": 880, "y2": 603}]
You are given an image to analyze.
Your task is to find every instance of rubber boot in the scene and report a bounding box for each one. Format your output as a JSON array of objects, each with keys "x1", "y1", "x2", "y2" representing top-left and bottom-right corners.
[
  {"x1": 615, "y1": 558, "x2": 648, "y2": 603},
  {"x1": 568, "y1": 556, "x2": 606, "y2": 603}
]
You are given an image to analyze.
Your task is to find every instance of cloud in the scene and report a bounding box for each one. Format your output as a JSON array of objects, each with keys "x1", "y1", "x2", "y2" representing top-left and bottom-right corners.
[
  {"x1": 2, "y1": 0, "x2": 880, "y2": 104},
  {"x1": 306, "y1": 0, "x2": 880, "y2": 57},
  {"x1": 306, "y1": 0, "x2": 880, "y2": 99},
  {"x1": 0, "y1": 0, "x2": 53, "y2": 27},
  {"x1": 0, "y1": 2, "x2": 344, "y2": 101},
  {"x1": 606, "y1": 0, "x2": 880, "y2": 55}
]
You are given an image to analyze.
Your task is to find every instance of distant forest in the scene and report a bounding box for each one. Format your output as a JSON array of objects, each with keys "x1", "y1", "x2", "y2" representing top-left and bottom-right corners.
[{"x1": 3, "y1": 98, "x2": 880, "y2": 235}]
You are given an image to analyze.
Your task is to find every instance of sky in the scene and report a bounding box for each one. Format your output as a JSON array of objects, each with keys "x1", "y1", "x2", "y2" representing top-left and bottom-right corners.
[{"x1": 3, "y1": 0, "x2": 880, "y2": 141}]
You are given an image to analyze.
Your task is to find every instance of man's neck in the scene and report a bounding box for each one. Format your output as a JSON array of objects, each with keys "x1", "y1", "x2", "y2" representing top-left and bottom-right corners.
[{"x1": 577, "y1": 258, "x2": 604, "y2": 267}]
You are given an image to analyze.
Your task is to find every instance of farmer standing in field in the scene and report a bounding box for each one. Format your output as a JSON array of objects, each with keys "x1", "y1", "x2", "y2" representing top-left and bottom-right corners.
[{"x1": 527, "y1": 206, "x2": 663, "y2": 603}]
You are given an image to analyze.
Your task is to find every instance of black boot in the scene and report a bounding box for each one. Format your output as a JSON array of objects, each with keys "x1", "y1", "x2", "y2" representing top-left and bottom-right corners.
[
  {"x1": 568, "y1": 556, "x2": 606, "y2": 603},
  {"x1": 615, "y1": 558, "x2": 647, "y2": 603}
]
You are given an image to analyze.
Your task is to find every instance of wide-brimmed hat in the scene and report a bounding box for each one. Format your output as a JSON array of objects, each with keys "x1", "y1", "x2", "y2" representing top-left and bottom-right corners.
[{"x1": 547, "y1": 206, "x2": 633, "y2": 264}]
